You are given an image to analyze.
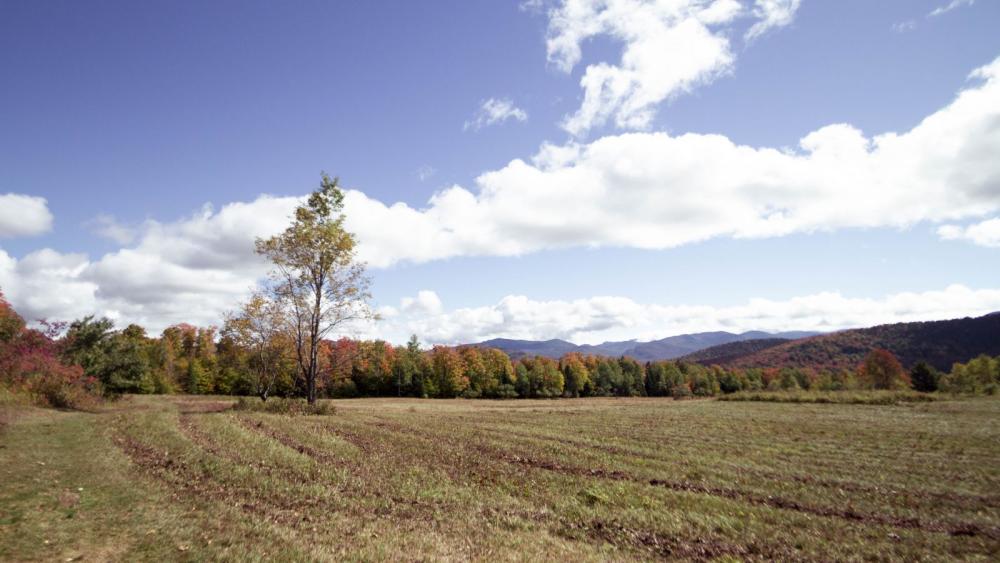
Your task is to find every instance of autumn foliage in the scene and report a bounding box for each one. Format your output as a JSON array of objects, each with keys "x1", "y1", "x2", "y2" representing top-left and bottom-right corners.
[
  {"x1": 721, "y1": 313, "x2": 1000, "y2": 372},
  {"x1": 4, "y1": 287, "x2": 999, "y2": 405},
  {"x1": 859, "y1": 348, "x2": 910, "y2": 390},
  {"x1": 0, "y1": 292, "x2": 100, "y2": 409}
]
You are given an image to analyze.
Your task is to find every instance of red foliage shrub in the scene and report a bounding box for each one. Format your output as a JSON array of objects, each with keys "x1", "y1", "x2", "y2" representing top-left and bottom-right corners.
[
  {"x1": 859, "y1": 348, "x2": 910, "y2": 390},
  {"x1": 0, "y1": 291, "x2": 102, "y2": 409}
]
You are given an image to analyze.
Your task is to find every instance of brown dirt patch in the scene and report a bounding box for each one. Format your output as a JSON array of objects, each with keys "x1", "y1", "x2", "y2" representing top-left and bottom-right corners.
[
  {"x1": 482, "y1": 426, "x2": 1000, "y2": 511},
  {"x1": 478, "y1": 443, "x2": 999, "y2": 540},
  {"x1": 572, "y1": 518, "x2": 799, "y2": 562},
  {"x1": 233, "y1": 416, "x2": 347, "y2": 468}
]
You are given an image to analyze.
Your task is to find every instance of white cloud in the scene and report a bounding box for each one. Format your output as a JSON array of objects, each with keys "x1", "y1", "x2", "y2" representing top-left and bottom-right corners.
[
  {"x1": 86, "y1": 214, "x2": 137, "y2": 245},
  {"x1": 464, "y1": 98, "x2": 528, "y2": 131},
  {"x1": 0, "y1": 195, "x2": 302, "y2": 332},
  {"x1": 3, "y1": 57, "x2": 1000, "y2": 336},
  {"x1": 0, "y1": 193, "x2": 53, "y2": 238},
  {"x1": 0, "y1": 248, "x2": 95, "y2": 323},
  {"x1": 745, "y1": 0, "x2": 802, "y2": 42},
  {"x1": 519, "y1": 0, "x2": 546, "y2": 12},
  {"x1": 891, "y1": 20, "x2": 917, "y2": 34},
  {"x1": 372, "y1": 285, "x2": 1000, "y2": 345},
  {"x1": 342, "y1": 55, "x2": 1000, "y2": 267},
  {"x1": 400, "y1": 290, "x2": 443, "y2": 315},
  {"x1": 415, "y1": 165, "x2": 436, "y2": 182},
  {"x1": 546, "y1": 0, "x2": 800, "y2": 137},
  {"x1": 938, "y1": 217, "x2": 1000, "y2": 247},
  {"x1": 929, "y1": 0, "x2": 975, "y2": 18}
]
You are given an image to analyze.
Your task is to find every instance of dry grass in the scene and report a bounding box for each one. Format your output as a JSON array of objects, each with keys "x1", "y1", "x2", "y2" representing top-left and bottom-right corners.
[
  {"x1": 2, "y1": 395, "x2": 998, "y2": 561},
  {"x1": 718, "y1": 389, "x2": 937, "y2": 404}
]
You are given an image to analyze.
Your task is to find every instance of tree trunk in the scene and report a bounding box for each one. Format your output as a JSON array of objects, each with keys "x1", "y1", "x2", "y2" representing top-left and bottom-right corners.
[
  {"x1": 308, "y1": 278, "x2": 323, "y2": 405},
  {"x1": 307, "y1": 323, "x2": 319, "y2": 404},
  {"x1": 306, "y1": 325, "x2": 318, "y2": 405}
]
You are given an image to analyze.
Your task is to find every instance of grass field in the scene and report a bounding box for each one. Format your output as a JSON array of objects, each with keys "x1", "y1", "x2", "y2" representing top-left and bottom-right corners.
[{"x1": 2, "y1": 395, "x2": 998, "y2": 561}]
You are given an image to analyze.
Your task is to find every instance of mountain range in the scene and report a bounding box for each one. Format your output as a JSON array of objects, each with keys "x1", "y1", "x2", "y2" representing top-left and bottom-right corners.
[
  {"x1": 472, "y1": 330, "x2": 820, "y2": 362},
  {"x1": 472, "y1": 312, "x2": 1000, "y2": 371}
]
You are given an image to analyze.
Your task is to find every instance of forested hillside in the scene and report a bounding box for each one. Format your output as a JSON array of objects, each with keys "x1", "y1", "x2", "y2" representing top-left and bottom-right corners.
[
  {"x1": 722, "y1": 313, "x2": 1000, "y2": 371},
  {"x1": 682, "y1": 338, "x2": 791, "y2": 365}
]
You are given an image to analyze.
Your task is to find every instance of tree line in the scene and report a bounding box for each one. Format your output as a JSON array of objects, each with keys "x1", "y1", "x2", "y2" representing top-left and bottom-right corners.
[{"x1": 4, "y1": 290, "x2": 996, "y2": 408}]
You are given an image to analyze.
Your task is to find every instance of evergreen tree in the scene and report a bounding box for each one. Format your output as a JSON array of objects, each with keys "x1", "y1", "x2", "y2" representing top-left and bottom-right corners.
[{"x1": 910, "y1": 361, "x2": 939, "y2": 392}]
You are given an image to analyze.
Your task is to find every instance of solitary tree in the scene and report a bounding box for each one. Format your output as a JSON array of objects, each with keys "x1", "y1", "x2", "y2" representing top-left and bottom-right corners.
[{"x1": 256, "y1": 174, "x2": 375, "y2": 404}]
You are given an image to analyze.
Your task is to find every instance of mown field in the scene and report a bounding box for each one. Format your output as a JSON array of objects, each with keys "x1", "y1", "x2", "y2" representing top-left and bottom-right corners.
[{"x1": 1, "y1": 395, "x2": 998, "y2": 561}]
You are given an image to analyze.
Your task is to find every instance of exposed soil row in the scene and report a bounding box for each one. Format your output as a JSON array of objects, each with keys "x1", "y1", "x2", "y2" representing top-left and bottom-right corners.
[
  {"x1": 177, "y1": 414, "x2": 296, "y2": 480},
  {"x1": 567, "y1": 518, "x2": 802, "y2": 562},
  {"x1": 479, "y1": 424, "x2": 1000, "y2": 510},
  {"x1": 493, "y1": 417, "x2": 995, "y2": 479},
  {"x1": 495, "y1": 449, "x2": 1000, "y2": 540},
  {"x1": 111, "y1": 422, "x2": 335, "y2": 529},
  {"x1": 354, "y1": 416, "x2": 806, "y2": 560},
  {"x1": 310, "y1": 419, "x2": 383, "y2": 455},
  {"x1": 371, "y1": 415, "x2": 1000, "y2": 543},
  {"x1": 233, "y1": 415, "x2": 472, "y2": 524},
  {"x1": 337, "y1": 418, "x2": 518, "y2": 487},
  {"x1": 115, "y1": 410, "x2": 999, "y2": 561},
  {"x1": 232, "y1": 415, "x2": 347, "y2": 468},
  {"x1": 234, "y1": 412, "x2": 1000, "y2": 544}
]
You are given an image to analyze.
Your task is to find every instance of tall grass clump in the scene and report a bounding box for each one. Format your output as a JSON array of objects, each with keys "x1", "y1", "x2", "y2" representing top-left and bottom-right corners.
[{"x1": 232, "y1": 396, "x2": 335, "y2": 415}]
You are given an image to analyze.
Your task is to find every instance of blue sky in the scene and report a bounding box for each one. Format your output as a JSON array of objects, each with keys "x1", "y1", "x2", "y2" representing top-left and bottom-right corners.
[{"x1": 2, "y1": 0, "x2": 1000, "y2": 344}]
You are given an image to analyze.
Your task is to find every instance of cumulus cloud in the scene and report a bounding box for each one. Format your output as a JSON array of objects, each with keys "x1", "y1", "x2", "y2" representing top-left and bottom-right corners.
[
  {"x1": 745, "y1": 0, "x2": 801, "y2": 42},
  {"x1": 545, "y1": 0, "x2": 800, "y2": 136},
  {"x1": 464, "y1": 98, "x2": 528, "y2": 131},
  {"x1": 0, "y1": 193, "x2": 54, "y2": 238},
  {"x1": 343, "y1": 55, "x2": 1000, "y2": 266},
  {"x1": 86, "y1": 214, "x2": 137, "y2": 245},
  {"x1": 548, "y1": 0, "x2": 739, "y2": 136},
  {"x1": 0, "y1": 195, "x2": 302, "y2": 332},
  {"x1": 401, "y1": 290, "x2": 444, "y2": 315},
  {"x1": 370, "y1": 285, "x2": 1000, "y2": 345},
  {"x1": 938, "y1": 217, "x2": 1000, "y2": 247},
  {"x1": 0, "y1": 248, "x2": 95, "y2": 323},
  {"x1": 929, "y1": 0, "x2": 975, "y2": 18}
]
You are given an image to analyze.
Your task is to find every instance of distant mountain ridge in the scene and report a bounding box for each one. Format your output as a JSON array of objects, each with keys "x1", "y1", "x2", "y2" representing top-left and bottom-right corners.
[
  {"x1": 713, "y1": 313, "x2": 1000, "y2": 371},
  {"x1": 472, "y1": 330, "x2": 821, "y2": 362}
]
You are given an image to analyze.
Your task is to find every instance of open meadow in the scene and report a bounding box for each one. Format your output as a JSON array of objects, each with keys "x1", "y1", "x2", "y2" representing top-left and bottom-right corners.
[{"x1": 2, "y1": 395, "x2": 999, "y2": 561}]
